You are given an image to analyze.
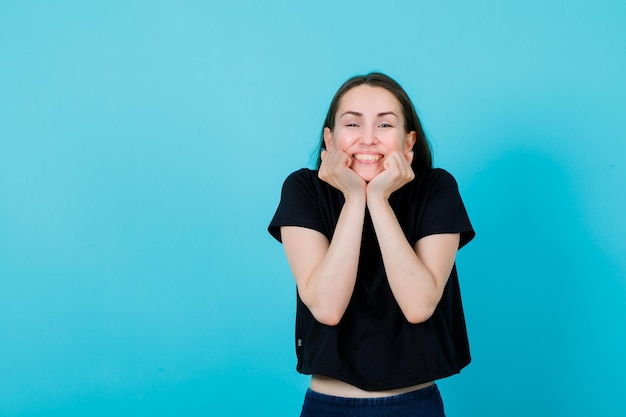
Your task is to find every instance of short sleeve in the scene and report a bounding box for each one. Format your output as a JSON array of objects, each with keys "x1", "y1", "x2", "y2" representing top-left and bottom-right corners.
[
  {"x1": 415, "y1": 169, "x2": 475, "y2": 248},
  {"x1": 268, "y1": 169, "x2": 328, "y2": 243}
]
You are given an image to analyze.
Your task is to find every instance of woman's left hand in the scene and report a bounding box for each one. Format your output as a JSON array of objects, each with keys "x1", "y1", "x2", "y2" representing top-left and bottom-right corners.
[{"x1": 366, "y1": 151, "x2": 415, "y2": 200}]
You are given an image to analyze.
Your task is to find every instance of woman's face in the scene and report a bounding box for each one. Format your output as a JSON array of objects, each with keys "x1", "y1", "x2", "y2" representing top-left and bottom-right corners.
[{"x1": 324, "y1": 85, "x2": 416, "y2": 182}]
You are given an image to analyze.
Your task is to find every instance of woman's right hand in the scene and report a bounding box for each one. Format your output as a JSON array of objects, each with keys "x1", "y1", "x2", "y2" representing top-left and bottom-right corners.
[{"x1": 318, "y1": 148, "x2": 366, "y2": 198}]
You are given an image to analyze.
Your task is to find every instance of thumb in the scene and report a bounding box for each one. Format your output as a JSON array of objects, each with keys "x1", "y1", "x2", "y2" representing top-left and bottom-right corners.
[{"x1": 405, "y1": 150, "x2": 414, "y2": 164}]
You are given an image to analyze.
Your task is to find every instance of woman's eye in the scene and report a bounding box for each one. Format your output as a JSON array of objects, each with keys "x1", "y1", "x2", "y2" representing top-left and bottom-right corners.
[
  {"x1": 379, "y1": 123, "x2": 393, "y2": 128},
  {"x1": 346, "y1": 123, "x2": 359, "y2": 127}
]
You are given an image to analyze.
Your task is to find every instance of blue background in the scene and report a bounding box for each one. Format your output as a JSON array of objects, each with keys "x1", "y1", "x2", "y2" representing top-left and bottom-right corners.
[{"x1": 1, "y1": 1, "x2": 625, "y2": 416}]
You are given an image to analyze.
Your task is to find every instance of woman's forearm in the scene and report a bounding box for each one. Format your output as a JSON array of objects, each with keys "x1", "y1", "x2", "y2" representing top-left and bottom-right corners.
[
  {"x1": 366, "y1": 195, "x2": 458, "y2": 324},
  {"x1": 283, "y1": 194, "x2": 366, "y2": 326}
]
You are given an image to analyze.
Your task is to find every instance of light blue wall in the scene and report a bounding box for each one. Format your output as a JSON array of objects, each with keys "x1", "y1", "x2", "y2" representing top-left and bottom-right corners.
[{"x1": 1, "y1": 1, "x2": 624, "y2": 416}]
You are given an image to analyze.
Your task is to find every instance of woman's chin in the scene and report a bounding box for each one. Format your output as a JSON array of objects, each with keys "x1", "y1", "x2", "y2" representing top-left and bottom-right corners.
[{"x1": 353, "y1": 168, "x2": 381, "y2": 183}]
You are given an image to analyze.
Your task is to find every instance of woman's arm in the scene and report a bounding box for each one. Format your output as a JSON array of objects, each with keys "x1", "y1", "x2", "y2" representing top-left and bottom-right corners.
[
  {"x1": 281, "y1": 147, "x2": 367, "y2": 326},
  {"x1": 367, "y1": 195, "x2": 459, "y2": 324},
  {"x1": 281, "y1": 193, "x2": 365, "y2": 326},
  {"x1": 366, "y1": 152, "x2": 459, "y2": 324}
]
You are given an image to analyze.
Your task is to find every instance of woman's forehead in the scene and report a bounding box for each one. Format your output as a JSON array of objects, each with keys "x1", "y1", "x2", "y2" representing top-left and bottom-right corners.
[{"x1": 338, "y1": 85, "x2": 401, "y2": 112}]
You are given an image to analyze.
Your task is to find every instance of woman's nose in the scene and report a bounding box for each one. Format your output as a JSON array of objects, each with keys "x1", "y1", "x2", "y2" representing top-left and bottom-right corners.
[{"x1": 360, "y1": 127, "x2": 378, "y2": 145}]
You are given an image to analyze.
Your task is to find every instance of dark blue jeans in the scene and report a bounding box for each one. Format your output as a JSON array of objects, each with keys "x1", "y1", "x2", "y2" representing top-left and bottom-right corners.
[{"x1": 300, "y1": 384, "x2": 446, "y2": 417}]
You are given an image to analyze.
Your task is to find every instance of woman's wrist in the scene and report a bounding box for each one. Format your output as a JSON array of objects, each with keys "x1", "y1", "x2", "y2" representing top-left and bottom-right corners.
[
  {"x1": 366, "y1": 191, "x2": 392, "y2": 214},
  {"x1": 366, "y1": 187, "x2": 391, "y2": 205},
  {"x1": 343, "y1": 189, "x2": 367, "y2": 207}
]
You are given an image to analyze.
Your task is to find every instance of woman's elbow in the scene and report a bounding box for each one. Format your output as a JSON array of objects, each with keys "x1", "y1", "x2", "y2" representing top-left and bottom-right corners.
[
  {"x1": 403, "y1": 304, "x2": 437, "y2": 325},
  {"x1": 299, "y1": 291, "x2": 346, "y2": 326},
  {"x1": 310, "y1": 307, "x2": 344, "y2": 326}
]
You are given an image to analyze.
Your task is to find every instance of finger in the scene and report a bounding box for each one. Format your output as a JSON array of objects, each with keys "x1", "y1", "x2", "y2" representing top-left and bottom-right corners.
[
  {"x1": 389, "y1": 152, "x2": 413, "y2": 179},
  {"x1": 320, "y1": 149, "x2": 328, "y2": 161},
  {"x1": 342, "y1": 152, "x2": 352, "y2": 167},
  {"x1": 386, "y1": 151, "x2": 402, "y2": 167},
  {"x1": 383, "y1": 153, "x2": 400, "y2": 171}
]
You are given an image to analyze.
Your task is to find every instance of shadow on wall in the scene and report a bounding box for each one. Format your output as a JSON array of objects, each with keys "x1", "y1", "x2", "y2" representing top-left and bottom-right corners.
[{"x1": 459, "y1": 148, "x2": 625, "y2": 416}]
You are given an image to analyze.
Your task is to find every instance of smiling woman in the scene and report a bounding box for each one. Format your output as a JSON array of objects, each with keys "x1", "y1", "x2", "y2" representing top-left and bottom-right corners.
[{"x1": 268, "y1": 73, "x2": 475, "y2": 417}]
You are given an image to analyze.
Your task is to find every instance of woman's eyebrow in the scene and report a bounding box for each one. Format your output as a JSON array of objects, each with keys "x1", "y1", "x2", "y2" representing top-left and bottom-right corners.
[
  {"x1": 339, "y1": 111, "x2": 398, "y2": 118},
  {"x1": 339, "y1": 111, "x2": 362, "y2": 118}
]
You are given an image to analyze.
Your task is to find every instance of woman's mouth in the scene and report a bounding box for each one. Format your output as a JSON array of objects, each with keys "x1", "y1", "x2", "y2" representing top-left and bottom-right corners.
[{"x1": 353, "y1": 153, "x2": 383, "y2": 162}]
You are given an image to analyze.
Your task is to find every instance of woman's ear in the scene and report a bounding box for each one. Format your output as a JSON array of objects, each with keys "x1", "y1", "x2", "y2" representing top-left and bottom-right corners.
[
  {"x1": 404, "y1": 131, "x2": 417, "y2": 153},
  {"x1": 323, "y1": 127, "x2": 334, "y2": 151}
]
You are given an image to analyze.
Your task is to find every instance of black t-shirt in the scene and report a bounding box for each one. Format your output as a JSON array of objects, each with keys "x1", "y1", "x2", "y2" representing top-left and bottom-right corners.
[{"x1": 268, "y1": 168, "x2": 475, "y2": 391}]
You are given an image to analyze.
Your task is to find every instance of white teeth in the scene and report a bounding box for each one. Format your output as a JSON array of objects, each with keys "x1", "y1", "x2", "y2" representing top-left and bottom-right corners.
[{"x1": 354, "y1": 154, "x2": 382, "y2": 162}]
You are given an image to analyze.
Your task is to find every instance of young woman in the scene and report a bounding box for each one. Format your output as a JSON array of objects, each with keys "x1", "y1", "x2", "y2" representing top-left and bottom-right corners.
[{"x1": 268, "y1": 72, "x2": 475, "y2": 417}]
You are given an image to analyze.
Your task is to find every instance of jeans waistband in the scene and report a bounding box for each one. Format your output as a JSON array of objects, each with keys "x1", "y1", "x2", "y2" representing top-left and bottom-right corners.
[{"x1": 305, "y1": 383, "x2": 440, "y2": 406}]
